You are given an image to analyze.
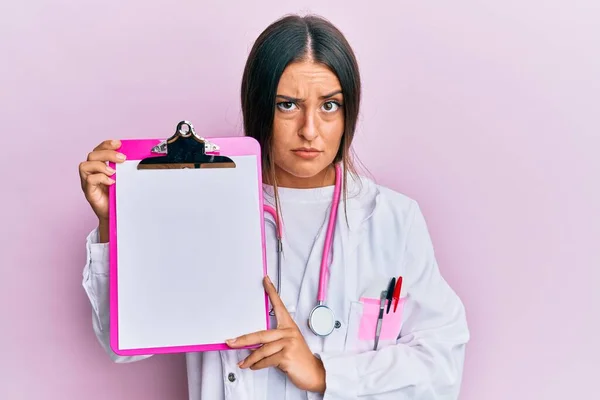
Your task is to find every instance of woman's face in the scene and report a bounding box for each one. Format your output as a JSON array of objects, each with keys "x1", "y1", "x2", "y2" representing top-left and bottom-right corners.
[{"x1": 271, "y1": 60, "x2": 345, "y2": 188}]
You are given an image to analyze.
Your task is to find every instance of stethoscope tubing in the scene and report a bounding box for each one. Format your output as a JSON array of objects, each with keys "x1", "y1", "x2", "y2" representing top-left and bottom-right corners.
[
  {"x1": 261, "y1": 164, "x2": 342, "y2": 331},
  {"x1": 263, "y1": 204, "x2": 282, "y2": 316},
  {"x1": 317, "y1": 164, "x2": 342, "y2": 304}
]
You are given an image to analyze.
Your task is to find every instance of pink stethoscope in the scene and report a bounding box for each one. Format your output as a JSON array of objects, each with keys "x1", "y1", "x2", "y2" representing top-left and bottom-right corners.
[{"x1": 262, "y1": 163, "x2": 342, "y2": 336}]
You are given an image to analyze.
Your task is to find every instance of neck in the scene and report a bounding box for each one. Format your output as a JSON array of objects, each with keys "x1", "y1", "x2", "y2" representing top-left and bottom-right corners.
[{"x1": 268, "y1": 164, "x2": 336, "y2": 188}]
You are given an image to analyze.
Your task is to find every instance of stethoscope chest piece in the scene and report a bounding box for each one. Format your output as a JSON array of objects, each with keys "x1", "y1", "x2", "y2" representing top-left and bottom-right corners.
[{"x1": 308, "y1": 304, "x2": 335, "y2": 336}]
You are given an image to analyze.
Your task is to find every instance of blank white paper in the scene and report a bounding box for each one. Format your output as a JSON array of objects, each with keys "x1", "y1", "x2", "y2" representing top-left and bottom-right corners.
[{"x1": 115, "y1": 155, "x2": 266, "y2": 350}]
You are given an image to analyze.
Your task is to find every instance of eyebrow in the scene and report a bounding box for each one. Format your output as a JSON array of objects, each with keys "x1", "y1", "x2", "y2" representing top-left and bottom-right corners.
[{"x1": 276, "y1": 90, "x2": 343, "y2": 102}]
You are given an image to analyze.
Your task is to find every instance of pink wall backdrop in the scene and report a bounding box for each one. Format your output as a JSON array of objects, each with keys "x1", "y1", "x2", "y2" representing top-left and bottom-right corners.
[{"x1": 1, "y1": 1, "x2": 598, "y2": 399}]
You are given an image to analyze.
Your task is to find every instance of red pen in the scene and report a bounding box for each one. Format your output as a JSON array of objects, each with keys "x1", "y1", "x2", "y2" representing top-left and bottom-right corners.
[{"x1": 392, "y1": 276, "x2": 403, "y2": 312}]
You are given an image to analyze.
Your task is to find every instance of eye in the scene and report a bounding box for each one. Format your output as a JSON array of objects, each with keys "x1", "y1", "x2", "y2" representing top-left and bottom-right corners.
[
  {"x1": 277, "y1": 102, "x2": 298, "y2": 112},
  {"x1": 322, "y1": 101, "x2": 341, "y2": 113}
]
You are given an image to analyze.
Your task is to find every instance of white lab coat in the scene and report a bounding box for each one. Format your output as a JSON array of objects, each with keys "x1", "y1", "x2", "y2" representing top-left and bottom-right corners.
[{"x1": 82, "y1": 173, "x2": 470, "y2": 399}]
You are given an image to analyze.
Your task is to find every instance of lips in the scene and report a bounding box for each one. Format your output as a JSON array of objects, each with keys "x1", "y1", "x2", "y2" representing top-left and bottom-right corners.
[
  {"x1": 292, "y1": 148, "x2": 322, "y2": 159},
  {"x1": 293, "y1": 148, "x2": 320, "y2": 152}
]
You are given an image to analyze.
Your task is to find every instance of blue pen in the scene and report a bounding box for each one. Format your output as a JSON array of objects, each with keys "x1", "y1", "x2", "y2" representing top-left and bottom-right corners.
[{"x1": 385, "y1": 277, "x2": 396, "y2": 314}]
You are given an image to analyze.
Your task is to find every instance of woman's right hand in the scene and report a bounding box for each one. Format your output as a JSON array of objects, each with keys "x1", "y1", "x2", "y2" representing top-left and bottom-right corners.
[{"x1": 78, "y1": 140, "x2": 126, "y2": 241}]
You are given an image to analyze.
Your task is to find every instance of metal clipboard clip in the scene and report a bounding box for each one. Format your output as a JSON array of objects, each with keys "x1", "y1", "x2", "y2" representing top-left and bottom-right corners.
[{"x1": 138, "y1": 120, "x2": 236, "y2": 170}]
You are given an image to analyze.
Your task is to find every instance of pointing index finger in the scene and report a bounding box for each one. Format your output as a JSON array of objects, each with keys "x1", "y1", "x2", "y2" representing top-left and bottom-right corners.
[{"x1": 263, "y1": 276, "x2": 292, "y2": 326}]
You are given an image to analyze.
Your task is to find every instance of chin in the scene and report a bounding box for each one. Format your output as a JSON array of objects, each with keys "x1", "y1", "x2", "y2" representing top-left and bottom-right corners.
[
  {"x1": 280, "y1": 161, "x2": 331, "y2": 180},
  {"x1": 288, "y1": 167, "x2": 321, "y2": 179}
]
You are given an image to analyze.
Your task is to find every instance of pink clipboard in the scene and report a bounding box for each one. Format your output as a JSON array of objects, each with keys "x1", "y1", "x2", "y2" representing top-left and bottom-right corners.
[{"x1": 107, "y1": 123, "x2": 270, "y2": 356}]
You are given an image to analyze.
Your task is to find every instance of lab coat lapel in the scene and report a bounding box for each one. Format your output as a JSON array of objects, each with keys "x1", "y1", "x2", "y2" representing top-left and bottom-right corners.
[
  {"x1": 318, "y1": 200, "x2": 353, "y2": 353},
  {"x1": 292, "y1": 202, "x2": 331, "y2": 351},
  {"x1": 293, "y1": 174, "x2": 380, "y2": 353},
  {"x1": 322, "y1": 175, "x2": 379, "y2": 353}
]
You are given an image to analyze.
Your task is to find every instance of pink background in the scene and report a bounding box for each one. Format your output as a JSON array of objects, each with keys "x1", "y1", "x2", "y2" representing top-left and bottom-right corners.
[{"x1": 1, "y1": 1, "x2": 598, "y2": 399}]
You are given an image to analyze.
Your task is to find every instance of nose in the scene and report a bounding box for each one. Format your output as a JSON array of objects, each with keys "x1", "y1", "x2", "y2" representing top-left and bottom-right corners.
[{"x1": 298, "y1": 109, "x2": 318, "y2": 141}]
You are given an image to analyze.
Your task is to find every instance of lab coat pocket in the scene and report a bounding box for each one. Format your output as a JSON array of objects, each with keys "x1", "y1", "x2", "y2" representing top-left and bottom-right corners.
[
  {"x1": 358, "y1": 296, "x2": 405, "y2": 340},
  {"x1": 345, "y1": 297, "x2": 406, "y2": 353}
]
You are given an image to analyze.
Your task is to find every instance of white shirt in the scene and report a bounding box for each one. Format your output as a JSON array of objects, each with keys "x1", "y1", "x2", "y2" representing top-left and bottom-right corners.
[
  {"x1": 82, "y1": 173, "x2": 470, "y2": 399},
  {"x1": 262, "y1": 184, "x2": 335, "y2": 400}
]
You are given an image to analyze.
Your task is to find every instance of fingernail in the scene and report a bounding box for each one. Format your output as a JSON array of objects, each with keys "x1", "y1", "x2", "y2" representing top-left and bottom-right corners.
[
  {"x1": 111, "y1": 140, "x2": 118, "y2": 146},
  {"x1": 265, "y1": 276, "x2": 272, "y2": 284},
  {"x1": 226, "y1": 338, "x2": 236, "y2": 345},
  {"x1": 106, "y1": 166, "x2": 115, "y2": 175},
  {"x1": 108, "y1": 178, "x2": 115, "y2": 185},
  {"x1": 116, "y1": 153, "x2": 126, "y2": 160},
  {"x1": 237, "y1": 361, "x2": 243, "y2": 367}
]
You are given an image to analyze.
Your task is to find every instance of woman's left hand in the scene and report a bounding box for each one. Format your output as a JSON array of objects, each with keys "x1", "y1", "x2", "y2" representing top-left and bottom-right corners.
[{"x1": 226, "y1": 276, "x2": 326, "y2": 394}]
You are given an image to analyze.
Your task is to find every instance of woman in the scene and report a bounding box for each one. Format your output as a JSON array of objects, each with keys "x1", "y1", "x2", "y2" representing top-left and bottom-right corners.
[{"x1": 79, "y1": 14, "x2": 469, "y2": 400}]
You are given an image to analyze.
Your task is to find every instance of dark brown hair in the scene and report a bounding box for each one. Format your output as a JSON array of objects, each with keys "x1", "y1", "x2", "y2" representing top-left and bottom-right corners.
[{"x1": 240, "y1": 14, "x2": 362, "y2": 221}]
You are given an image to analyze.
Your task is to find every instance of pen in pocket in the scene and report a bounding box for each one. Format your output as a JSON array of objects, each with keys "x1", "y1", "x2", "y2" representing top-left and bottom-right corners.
[
  {"x1": 373, "y1": 289, "x2": 387, "y2": 350},
  {"x1": 392, "y1": 276, "x2": 403, "y2": 312}
]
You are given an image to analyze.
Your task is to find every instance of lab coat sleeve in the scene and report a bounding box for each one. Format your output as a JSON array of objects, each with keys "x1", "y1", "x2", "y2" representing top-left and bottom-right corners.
[
  {"x1": 81, "y1": 227, "x2": 153, "y2": 363},
  {"x1": 316, "y1": 201, "x2": 470, "y2": 399}
]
